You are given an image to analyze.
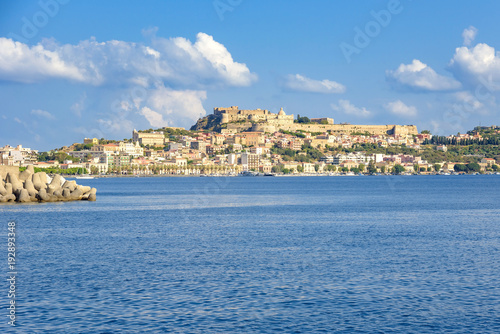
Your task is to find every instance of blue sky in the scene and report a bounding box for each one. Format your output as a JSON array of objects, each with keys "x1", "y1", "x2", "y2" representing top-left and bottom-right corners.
[{"x1": 1, "y1": 0, "x2": 500, "y2": 151}]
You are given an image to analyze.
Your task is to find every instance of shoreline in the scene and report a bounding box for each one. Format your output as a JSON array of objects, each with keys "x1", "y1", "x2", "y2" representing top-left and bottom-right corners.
[{"x1": 67, "y1": 172, "x2": 500, "y2": 179}]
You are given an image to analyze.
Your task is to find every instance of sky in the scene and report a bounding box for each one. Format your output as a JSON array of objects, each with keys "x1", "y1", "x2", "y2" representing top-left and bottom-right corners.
[{"x1": 1, "y1": 0, "x2": 500, "y2": 151}]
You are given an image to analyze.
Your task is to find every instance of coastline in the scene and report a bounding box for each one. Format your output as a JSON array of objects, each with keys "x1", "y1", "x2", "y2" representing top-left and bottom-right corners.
[{"x1": 76, "y1": 172, "x2": 500, "y2": 179}]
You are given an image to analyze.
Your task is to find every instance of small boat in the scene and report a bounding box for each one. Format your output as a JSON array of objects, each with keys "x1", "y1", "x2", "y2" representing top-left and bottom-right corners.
[
  {"x1": 74, "y1": 168, "x2": 95, "y2": 179},
  {"x1": 238, "y1": 171, "x2": 260, "y2": 176},
  {"x1": 75, "y1": 175, "x2": 95, "y2": 179}
]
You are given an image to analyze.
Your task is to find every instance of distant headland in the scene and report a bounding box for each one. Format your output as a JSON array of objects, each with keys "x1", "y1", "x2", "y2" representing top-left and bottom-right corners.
[
  {"x1": 1, "y1": 106, "x2": 499, "y2": 178},
  {"x1": 191, "y1": 106, "x2": 418, "y2": 136}
]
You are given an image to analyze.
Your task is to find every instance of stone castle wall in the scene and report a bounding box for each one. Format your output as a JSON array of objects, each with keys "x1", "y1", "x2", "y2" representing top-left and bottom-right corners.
[
  {"x1": 215, "y1": 106, "x2": 294, "y2": 125},
  {"x1": 248, "y1": 123, "x2": 418, "y2": 135},
  {"x1": 283, "y1": 124, "x2": 418, "y2": 135},
  {"x1": 215, "y1": 106, "x2": 418, "y2": 136}
]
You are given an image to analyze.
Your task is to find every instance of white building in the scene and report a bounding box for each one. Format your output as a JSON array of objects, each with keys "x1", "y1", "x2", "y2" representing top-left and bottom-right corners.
[{"x1": 119, "y1": 142, "x2": 144, "y2": 157}]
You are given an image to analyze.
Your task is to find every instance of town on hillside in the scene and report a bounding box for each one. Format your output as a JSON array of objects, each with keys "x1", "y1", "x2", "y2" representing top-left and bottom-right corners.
[{"x1": 1, "y1": 107, "x2": 500, "y2": 176}]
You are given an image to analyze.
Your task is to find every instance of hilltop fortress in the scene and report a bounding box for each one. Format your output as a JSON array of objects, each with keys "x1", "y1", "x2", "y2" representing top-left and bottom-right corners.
[{"x1": 192, "y1": 106, "x2": 418, "y2": 136}]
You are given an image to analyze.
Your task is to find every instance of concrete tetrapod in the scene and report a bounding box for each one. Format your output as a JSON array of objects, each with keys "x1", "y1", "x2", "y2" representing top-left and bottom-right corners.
[{"x1": 0, "y1": 167, "x2": 97, "y2": 203}]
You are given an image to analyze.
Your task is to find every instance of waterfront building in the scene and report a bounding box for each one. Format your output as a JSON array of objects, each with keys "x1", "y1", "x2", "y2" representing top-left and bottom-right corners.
[
  {"x1": 241, "y1": 152, "x2": 260, "y2": 170},
  {"x1": 481, "y1": 158, "x2": 496, "y2": 167}
]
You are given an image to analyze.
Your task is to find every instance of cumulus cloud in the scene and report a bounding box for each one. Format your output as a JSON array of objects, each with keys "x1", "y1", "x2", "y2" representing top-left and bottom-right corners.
[
  {"x1": 462, "y1": 26, "x2": 478, "y2": 46},
  {"x1": 31, "y1": 109, "x2": 56, "y2": 119},
  {"x1": 454, "y1": 91, "x2": 483, "y2": 109},
  {"x1": 449, "y1": 43, "x2": 500, "y2": 90},
  {"x1": 331, "y1": 99, "x2": 372, "y2": 117},
  {"x1": 451, "y1": 91, "x2": 492, "y2": 116},
  {"x1": 0, "y1": 32, "x2": 257, "y2": 88},
  {"x1": 0, "y1": 38, "x2": 86, "y2": 83},
  {"x1": 282, "y1": 74, "x2": 346, "y2": 94},
  {"x1": 97, "y1": 117, "x2": 135, "y2": 135},
  {"x1": 144, "y1": 85, "x2": 207, "y2": 127},
  {"x1": 384, "y1": 100, "x2": 417, "y2": 117},
  {"x1": 387, "y1": 59, "x2": 461, "y2": 91},
  {"x1": 139, "y1": 107, "x2": 168, "y2": 128}
]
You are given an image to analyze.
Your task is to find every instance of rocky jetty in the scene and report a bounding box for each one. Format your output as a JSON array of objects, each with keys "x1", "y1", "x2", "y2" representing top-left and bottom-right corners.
[{"x1": 0, "y1": 165, "x2": 96, "y2": 203}]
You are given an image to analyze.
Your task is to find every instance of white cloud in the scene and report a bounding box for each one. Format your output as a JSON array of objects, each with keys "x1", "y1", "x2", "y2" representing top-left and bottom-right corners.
[
  {"x1": 387, "y1": 59, "x2": 461, "y2": 91},
  {"x1": 462, "y1": 26, "x2": 478, "y2": 46},
  {"x1": 331, "y1": 99, "x2": 372, "y2": 117},
  {"x1": 139, "y1": 106, "x2": 169, "y2": 128},
  {"x1": 449, "y1": 43, "x2": 500, "y2": 90},
  {"x1": 144, "y1": 85, "x2": 207, "y2": 128},
  {"x1": 282, "y1": 74, "x2": 346, "y2": 94},
  {"x1": 0, "y1": 32, "x2": 257, "y2": 88},
  {"x1": 0, "y1": 38, "x2": 86, "y2": 83},
  {"x1": 451, "y1": 91, "x2": 492, "y2": 115},
  {"x1": 384, "y1": 100, "x2": 417, "y2": 117},
  {"x1": 31, "y1": 109, "x2": 56, "y2": 120},
  {"x1": 454, "y1": 91, "x2": 483, "y2": 109},
  {"x1": 97, "y1": 117, "x2": 134, "y2": 135}
]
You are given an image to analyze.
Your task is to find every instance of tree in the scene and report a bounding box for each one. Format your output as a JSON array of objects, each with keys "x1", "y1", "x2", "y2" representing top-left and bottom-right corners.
[
  {"x1": 282, "y1": 168, "x2": 291, "y2": 174},
  {"x1": 341, "y1": 167, "x2": 349, "y2": 172},
  {"x1": 421, "y1": 130, "x2": 431, "y2": 134},
  {"x1": 393, "y1": 164, "x2": 405, "y2": 175},
  {"x1": 358, "y1": 163, "x2": 365, "y2": 173},
  {"x1": 272, "y1": 165, "x2": 282, "y2": 173},
  {"x1": 492, "y1": 164, "x2": 499, "y2": 171},
  {"x1": 297, "y1": 165, "x2": 304, "y2": 173},
  {"x1": 433, "y1": 164, "x2": 441, "y2": 172},
  {"x1": 367, "y1": 160, "x2": 377, "y2": 174},
  {"x1": 296, "y1": 115, "x2": 311, "y2": 123},
  {"x1": 466, "y1": 162, "x2": 481, "y2": 173},
  {"x1": 326, "y1": 165, "x2": 336, "y2": 172},
  {"x1": 350, "y1": 167, "x2": 360, "y2": 174},
  {"x1": 454, "y1": 164, "x2": 467, "y2": 172},
  {"x1": 314, "y1": 164, "x2": 320, "y2": 172},
  {"x1": 413, "y1": 164, "x2": 419, "y2": 172},
  {"x1": 381, "y1": 166, "x2": 386, "y2": 173}
]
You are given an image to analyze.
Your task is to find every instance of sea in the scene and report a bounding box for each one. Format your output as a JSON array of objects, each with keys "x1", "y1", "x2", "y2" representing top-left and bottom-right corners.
[{"x1": 1, "y1": 175, "x2": 500, "y2": 333}]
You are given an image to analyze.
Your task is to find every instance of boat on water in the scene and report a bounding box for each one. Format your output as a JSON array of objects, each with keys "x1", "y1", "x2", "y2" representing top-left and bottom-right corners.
[
  {"x1": 72, "y1": 167, "x2": 95, "y2": 179},
  {"x1": 75, "y1": 175, "x2": 95, "y2": 179},
  {"x1": 238, "y1": 171, "x2": 261, "y2": 177}
]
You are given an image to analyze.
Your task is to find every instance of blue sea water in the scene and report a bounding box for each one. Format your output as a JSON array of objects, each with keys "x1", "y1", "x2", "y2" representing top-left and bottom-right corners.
[{"x1": 1, "y1": 175, "x2": 500, "y2": 333}]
